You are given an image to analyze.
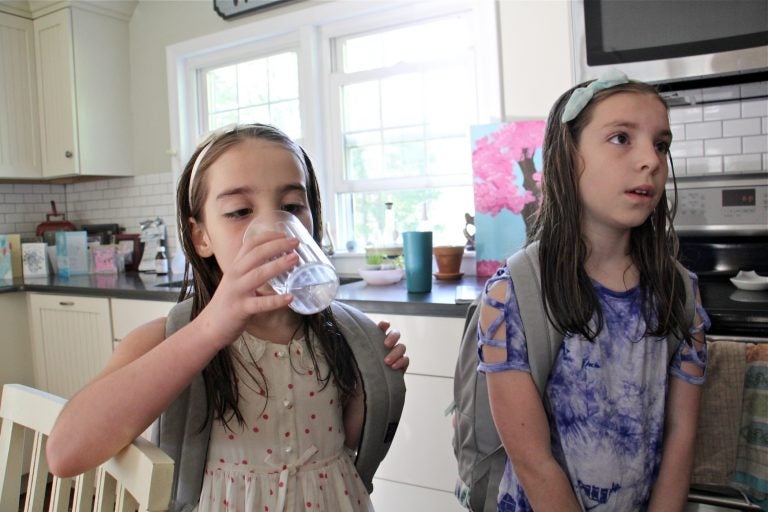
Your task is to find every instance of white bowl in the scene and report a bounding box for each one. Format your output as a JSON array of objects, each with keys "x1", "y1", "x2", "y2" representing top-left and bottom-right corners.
[
  {"x1": 730, "y1": 270, "x2": 768, "y2": 291},
  {"x1": 358, "y1": 268, "x2": 404, "y2": 286}
]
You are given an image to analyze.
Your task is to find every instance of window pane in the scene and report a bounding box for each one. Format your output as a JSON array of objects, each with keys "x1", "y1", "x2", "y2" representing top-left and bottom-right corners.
[
  {"x1": 207, "y1": 65, "x2": 238, "y2": 112},
  {"x1": 381, "y1": 73, "x2": 423, "y2": 127},
  {"x1": 426, "y1": 136, "x2": 469, "y2": 176},
  {"x1": 347, "y1": 143, "x2": 382, "y2": 180},
  {"x1": 342, "y1": 81, "x2": 380, "y2": 132},
  {"x1": 268, "y1": 52, "x2": 299, "y2": 101},
  {"x1": 238, "y1": 59, "x2": 268, "y2": 106},
  {"x1": 342, "y1": 186, "x2": 473, "y2": 249},
  {"x1": 203, "y1": 50, "x2": 301, "y2": 138}
]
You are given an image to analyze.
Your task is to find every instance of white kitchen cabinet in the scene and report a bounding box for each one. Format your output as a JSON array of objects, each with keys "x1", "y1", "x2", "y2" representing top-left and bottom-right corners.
[
  {"x1": 363, "y1": 312, "x2": 465, "y2": 511},
  {"x1": 27, "y1": 293, "x2": 113, "y2": 399},
  {"x1": 33, "y1": 4, "x2": 133, "y2": 178},
  {"x1": 0, "y1": 11, "x2": 41, "y2": 179},
  {"x1": 0, "y1": 293, "x2": 35, "y2": 387},
  {"x1": 110, "y1": 298, "x2": 174, "y2": 348}
]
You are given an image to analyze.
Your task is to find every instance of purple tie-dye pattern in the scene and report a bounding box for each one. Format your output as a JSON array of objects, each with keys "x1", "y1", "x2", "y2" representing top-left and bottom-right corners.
[{"x1": 478, "y1": 267, "x2": 710, "y2": 511}]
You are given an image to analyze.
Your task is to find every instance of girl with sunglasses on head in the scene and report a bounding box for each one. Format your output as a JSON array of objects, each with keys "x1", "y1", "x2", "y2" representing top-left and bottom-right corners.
[{"x1": 47, "y1": 124, "x2": 409, "y2": 512}]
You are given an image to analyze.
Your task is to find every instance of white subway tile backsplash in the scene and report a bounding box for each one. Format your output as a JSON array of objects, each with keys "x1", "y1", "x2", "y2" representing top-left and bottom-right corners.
[
  {"x1": 671, "y1": 139, "x2": 703, "y2": 158},
  {"x1": 702, "y1": 85, "x2": 741, "y2": 103},
  {"x1": 687, "y1": 156, "x2": 723, "y2": 174},
  {"x1": 703, "y1": 103, "x2": 741, "y2": 121},
  {"x1": 724, "y1": 154, "x2": 763, "y2": 173},
  {"x1": 763, "y1": 118, "x2": 768, "y2": 134},
  {"x1": 742, "y1": 98, "x2": 768, "y2": 118},
  {"x1": 705, "y1": 137, "x2": 741, "y2": 156},
  {"x1": 670, "y1": 106, "x2": 703, "y2": 124},
  {"x1": 671, "y1": 158, "x2": 687, "y2": 176},
  {"x1": 741, "y1": 81, "x2": 768, "y2": 98},
  {"x1": 743, "y1": 135, "x2": 768, "y2": 154},
  {"x1": 686, "y1": 121, "x2": 722, "y2": 140},
  {"x1": 723, "y1": 118, "x2": 762, "y2": 137},
  {"x1": 671, "y1": 124, "x2": 685, "y2": 141}
]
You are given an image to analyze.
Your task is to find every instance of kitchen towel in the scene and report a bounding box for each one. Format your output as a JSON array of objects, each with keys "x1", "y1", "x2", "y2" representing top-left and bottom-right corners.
[
  {"x1": 729, "y1": 344, "x2": 768, "y2": 508},
  {"x1": 691, "y1": 340, "x2": 747, "y2": 486}
]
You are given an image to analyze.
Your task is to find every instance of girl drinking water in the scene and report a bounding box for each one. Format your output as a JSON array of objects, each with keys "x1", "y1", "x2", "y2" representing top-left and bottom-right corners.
[{"x1": 47, "y1": 124, "x2": 409, "y2": 512}]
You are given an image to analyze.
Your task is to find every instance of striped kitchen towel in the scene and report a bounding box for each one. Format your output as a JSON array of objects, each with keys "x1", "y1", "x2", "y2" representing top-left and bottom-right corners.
[{"x1": 729, "y1": 344, "x2": 768, "y2": 509}]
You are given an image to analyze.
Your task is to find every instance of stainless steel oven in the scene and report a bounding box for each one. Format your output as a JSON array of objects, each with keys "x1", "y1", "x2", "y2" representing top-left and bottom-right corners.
[{"x1": 671, "y1": 175, "x2": 768, "y2": 511}]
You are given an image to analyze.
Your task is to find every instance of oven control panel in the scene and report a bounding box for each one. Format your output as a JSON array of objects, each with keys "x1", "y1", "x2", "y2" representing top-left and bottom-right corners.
[{"x1": 670, "y1": 178, "x2": 768, "y2": 234}]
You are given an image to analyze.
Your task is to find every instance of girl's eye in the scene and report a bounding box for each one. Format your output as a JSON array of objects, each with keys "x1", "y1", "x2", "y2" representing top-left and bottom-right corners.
[
  {"x1": 655, "y1": 140, "x2": 671, "y2": 154},
  {"x1": 224, "y1": 208, "x2": 252, "y2": 219},
  {"x1": 608, "y1": 133, "x2": 629, "y2": 145},
  {"x1": 282, "y1": 203, "x2": 305, "y2": 214}
]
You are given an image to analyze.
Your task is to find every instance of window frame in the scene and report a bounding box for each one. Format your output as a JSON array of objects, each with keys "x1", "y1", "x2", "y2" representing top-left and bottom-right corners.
[{"x1": 166, "y1": 0, "x2": 500, "y2": 249}]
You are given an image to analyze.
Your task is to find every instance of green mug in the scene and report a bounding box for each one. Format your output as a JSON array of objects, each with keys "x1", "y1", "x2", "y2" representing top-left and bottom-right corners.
[{"x1": 402, "y1": 231, "x2": 433, "y2": 293}]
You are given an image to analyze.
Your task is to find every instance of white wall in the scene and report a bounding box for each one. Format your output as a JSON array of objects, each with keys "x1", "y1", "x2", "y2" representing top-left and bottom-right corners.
[{"x1": 497, "y1": 0, "x2": 574, "y2": 120}]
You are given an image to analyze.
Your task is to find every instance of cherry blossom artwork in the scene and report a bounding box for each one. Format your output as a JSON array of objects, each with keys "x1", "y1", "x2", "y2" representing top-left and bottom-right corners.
[{"x1": 471, "y1": 121, "x2": 545, "y2": 276}]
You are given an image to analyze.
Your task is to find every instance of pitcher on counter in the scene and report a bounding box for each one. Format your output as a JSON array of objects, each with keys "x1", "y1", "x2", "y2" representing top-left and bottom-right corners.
[
  {"x1": 474, "y1": 70, "x2": 710, "y2": 511},
  {"x1": 46, "y1": 124, "x2": 409, "y2": 512}
]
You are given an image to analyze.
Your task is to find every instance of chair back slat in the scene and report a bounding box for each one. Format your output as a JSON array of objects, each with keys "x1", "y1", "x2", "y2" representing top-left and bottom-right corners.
[
  {"x1": 23, "y1": 433, "x2": 48, "y2": 512},
  {"x1": 72, "y1": 470, "x2": 95, "y2": 512},
  {"x1": 0, "y1": 420, "x2": 25, "y2": 512},
  {"x1": 48, "y1": 476, "x2": 72, "y2": 512},
  {"x1": 0, "y1": 384, "x2": 174, "y2": 512}
]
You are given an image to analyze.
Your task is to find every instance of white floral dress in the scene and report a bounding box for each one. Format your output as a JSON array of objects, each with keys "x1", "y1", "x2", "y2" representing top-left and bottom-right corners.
[{"x1": 198, "y1": 332, "x2": 373, "y2": 512}]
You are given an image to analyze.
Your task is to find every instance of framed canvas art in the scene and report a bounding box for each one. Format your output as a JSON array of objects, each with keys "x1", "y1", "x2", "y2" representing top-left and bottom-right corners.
[{"x1": 471, "y1": 120, "x2": 546, "y2": 276}]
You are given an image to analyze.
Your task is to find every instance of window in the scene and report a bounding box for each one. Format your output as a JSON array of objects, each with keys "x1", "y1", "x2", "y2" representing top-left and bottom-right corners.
[
  {"x1": 325, "y1": 6, "x2": 499, "y2": 249},
  {"x1": 169, "y1": 1, "x2": 499, "y2": 252}
]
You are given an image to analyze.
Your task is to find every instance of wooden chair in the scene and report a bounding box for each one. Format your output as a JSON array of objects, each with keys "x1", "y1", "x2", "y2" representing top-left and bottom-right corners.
[{"x1": 0, "y1": 383, "x2": 174, "y2": 512}]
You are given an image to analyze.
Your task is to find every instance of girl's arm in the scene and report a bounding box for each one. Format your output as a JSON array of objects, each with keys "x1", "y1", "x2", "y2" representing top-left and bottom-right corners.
[
  {"x1": 343, "y1": 375, "x2": 364, "y2": 450},
  {"x1": 481, "y1": 280, "x2": 581, "y2": 511},
  {"x1": 46, "y1": 233, "x2": 301, "y2": 477},
  {"x1": 648, "y1": 310, "x2": 706, "y2": 511}
]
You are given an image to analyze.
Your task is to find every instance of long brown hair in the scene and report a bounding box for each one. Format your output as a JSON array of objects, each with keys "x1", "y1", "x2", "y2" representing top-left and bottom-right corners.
[
  {"x1": 175, "y1": 124, "x2": 357, "y2": 429},
  {"x1": 530, "y1": 81, "x2": 688, "y2": 342}
]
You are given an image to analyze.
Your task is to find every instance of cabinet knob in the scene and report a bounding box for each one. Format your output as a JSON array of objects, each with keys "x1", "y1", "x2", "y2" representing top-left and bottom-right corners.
[{"x1": 65, "y1": 151, "x2": 73, "y2": 158}]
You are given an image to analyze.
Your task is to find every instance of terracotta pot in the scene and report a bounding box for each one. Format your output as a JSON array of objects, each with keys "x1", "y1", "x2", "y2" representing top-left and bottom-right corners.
[{"x1": 433, "y1": 245, "x2": 465, "y2": 275}]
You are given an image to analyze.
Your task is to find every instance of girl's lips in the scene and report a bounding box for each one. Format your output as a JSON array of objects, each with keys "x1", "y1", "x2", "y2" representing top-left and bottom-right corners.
[{"x1": 625, "y1": 186, "x2": 656, "y2": 202}]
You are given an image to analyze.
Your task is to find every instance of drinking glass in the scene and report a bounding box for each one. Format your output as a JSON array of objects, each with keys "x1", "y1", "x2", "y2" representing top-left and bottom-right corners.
[{"x1": 243, "y1": 210, "x2": 339, "y2": 314}]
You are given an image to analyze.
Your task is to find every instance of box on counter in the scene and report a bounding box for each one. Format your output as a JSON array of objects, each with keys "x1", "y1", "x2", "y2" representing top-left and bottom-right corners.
[
  {"x1": 55, "y1": 231, "x2": 89, "y2": 277},
  {"x1": 0, "y1": 234, "x2": 22, "y2": 279}
]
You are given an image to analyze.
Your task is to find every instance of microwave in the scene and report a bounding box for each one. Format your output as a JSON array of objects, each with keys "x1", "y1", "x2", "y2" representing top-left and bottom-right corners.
[{"x1": 571, "y1": 0, "x2": 768, "y2": 85}]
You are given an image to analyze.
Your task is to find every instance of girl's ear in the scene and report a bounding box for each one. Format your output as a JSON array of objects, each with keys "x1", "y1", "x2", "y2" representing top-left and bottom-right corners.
[{"x1": 189, "y1": 217, "x2": 214, "y2": 257}]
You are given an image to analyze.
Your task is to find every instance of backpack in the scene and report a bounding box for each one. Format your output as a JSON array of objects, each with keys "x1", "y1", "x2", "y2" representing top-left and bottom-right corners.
[
  {"x1": 157, "y1": 298, "x2": 406, "y2": 512},
  {"x1": 451, "y1": 242, "x2": 695, "y2": 512}
]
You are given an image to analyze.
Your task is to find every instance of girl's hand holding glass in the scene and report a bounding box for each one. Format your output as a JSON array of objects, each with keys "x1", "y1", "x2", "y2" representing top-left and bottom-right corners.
[{"x1": 243, "y1": 210, "x2": 340, "y2": 315}]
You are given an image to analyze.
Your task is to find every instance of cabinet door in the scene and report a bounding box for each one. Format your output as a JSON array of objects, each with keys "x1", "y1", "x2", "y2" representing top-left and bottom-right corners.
[
  {"x1": 111, "y1": 298, "x2": 175, "y2": 343},
  {"x1": 27, "y1": 293, "x2": 112, "y2": 399},
  {"x1": 33, "y1": 8, "x2": 77, "y2": 176},
  {"x1": 0, "y1": 12, "x2": 41, "y2": 178}
]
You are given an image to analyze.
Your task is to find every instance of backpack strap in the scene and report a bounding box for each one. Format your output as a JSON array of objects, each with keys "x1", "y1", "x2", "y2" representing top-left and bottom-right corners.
[
  {"x1": 330, "y1": 301, "x2": 407, "y2": 494},
  {"x1": 667, "y1": 261, "x2": 696, "y2": 362},
  {"x1": 159, "y1": 298, "x2": 211, "y2": 512},
  {"x1": 506, "y1": 241, "x2": 562, "y2": 397}
]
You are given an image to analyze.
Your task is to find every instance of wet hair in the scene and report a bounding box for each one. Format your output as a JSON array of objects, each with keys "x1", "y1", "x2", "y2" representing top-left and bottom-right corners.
[
  {"x1": 175, "y1": 123, "x2": 357, "y2": 429},
  {"x1": 530, "y1": 81, "x2": 689, "y2": 343}
]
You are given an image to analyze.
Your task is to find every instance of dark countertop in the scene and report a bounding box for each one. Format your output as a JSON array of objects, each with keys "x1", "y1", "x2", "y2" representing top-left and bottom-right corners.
[{"x1": 0, "y1": 273, "x2": 488, "y2": 318}]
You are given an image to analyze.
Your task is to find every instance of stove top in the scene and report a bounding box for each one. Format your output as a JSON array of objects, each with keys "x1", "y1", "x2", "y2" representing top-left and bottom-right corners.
[{"x1": 697, "y1": 277, "x2": 768, "y2": 337}]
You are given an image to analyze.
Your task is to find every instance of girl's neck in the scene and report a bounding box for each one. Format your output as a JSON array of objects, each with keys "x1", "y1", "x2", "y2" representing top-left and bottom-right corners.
[
  {"x1": 244, "y1": 308, "x2": 304, "y2": 345},
  {"x1": 583, "y1": 228, "x2": 638, "y2": 291}
]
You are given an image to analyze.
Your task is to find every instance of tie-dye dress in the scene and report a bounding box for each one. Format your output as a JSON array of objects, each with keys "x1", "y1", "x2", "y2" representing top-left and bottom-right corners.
[{"x1": 477, "y1": 266, "x2": 709, "y2": 512}]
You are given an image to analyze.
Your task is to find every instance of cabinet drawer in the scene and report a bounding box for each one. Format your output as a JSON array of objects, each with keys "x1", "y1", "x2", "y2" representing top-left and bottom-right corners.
[
  {"x1": 363, "y1": 313, "x2": 463, "y2": 378},
  {"x1": 111, "y1": 298, "x2": 175, "y2": 341}
]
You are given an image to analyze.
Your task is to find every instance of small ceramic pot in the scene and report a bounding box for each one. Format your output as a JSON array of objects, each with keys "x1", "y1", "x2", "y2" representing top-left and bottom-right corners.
[{"x1": 433, "y1": 245, "x2": 465, "y2": 275}]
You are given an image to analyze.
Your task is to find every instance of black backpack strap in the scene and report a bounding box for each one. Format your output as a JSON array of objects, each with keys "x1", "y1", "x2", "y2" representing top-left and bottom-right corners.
[
  {"x1": 506, "y1": 242, "x2": 562, "y2": 397},
  {"x1": 330, "y1": 301, "x2": 406, "y2": 494}
]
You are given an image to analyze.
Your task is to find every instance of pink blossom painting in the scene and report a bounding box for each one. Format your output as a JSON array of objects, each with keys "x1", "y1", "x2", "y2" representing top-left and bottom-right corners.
[{"x1": 472, "y1": 121, "x2": 545, "y2": 276}]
